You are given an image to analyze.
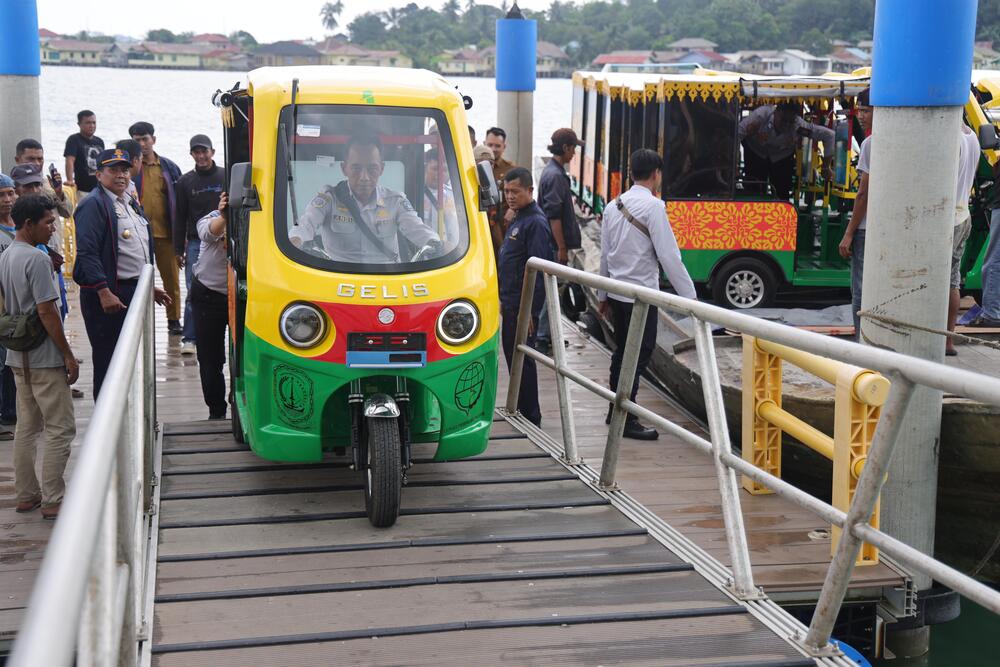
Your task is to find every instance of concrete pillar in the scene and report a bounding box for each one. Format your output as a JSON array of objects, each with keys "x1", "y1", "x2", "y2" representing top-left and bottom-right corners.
[
  {"x1": 0, "y1": 0, "x2": 41, "y2": 173},
  {"x1": 495, "y1": 10, "x2": 536, "y2": 168},
  {"x1": 862, "y1": 0, "x2": 978, "y2": 656}
]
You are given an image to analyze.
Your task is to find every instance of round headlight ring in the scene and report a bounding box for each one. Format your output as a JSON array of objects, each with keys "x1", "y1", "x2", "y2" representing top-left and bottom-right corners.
[
  {"x1": 279, "y1": 302, "x2": 327, "y2": 349},
  {"x1": 436, "y1": 300, "x2": 480, "y2": 346}
]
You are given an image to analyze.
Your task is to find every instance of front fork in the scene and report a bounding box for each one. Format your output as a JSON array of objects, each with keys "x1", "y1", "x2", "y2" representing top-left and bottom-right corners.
[{"x1": 348, "y1": 377, "x2": 412, "y2": 476}]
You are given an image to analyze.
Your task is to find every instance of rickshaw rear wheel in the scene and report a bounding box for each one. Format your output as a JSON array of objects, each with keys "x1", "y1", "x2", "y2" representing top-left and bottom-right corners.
[
  {"x1": 712, "y1": 257, "x2": 777, "y2": 310},
  {"x1": 364, "y1": 417, "x2": 402, "y2": 528}
]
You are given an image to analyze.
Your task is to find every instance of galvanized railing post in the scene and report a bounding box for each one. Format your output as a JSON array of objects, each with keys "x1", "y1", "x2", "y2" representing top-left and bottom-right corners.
[
  {"x1": 505, "y1": 265, "x2": 538, "y2": 415},
  {"x1": 543, "y1": 274, "x2": 580, "y2": 463},
  {"x1": 116, "y1": 362, "x2": 141, "y2": 663},
  {"x1": 77, "y1": 483, "x2": 116, "y2": 665},
  {"x1": 692, "y1": 318, "x2": 759, "y2": 600},
  {"x1": 142, "y1": 288, "x2": 155, "y2": 513},
  {"x1": 804, "y1": 374, "x2": 916, "y2": 653},
  {"x1": 599, "y1": 300, "x2": 649, "y2": 489}
]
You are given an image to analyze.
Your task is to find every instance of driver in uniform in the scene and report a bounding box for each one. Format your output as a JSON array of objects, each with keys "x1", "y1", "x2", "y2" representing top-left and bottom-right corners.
[{"x1": 290, "y1": 134, "x2": 441, "y2": 262}]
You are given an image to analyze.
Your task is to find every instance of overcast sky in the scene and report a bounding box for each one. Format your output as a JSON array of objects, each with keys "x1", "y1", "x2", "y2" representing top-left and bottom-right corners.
[{"x1": 38, "y1": 0, "x2": 554, "y2": 43}]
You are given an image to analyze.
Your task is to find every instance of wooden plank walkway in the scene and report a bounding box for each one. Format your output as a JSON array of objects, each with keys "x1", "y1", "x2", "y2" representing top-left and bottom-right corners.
[
  {"x1": 1, "y1": 281, "x2": 902, "y2": 661},
  {"x1": 149, "y1": 420, "x2": 812, "y2": 666}
]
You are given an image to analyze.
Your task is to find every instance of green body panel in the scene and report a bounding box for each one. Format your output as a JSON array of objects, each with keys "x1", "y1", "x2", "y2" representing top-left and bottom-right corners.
[
  {"x1": 233, "y1": 329, "x2": 499, "y2": 463},
  {"x1": 679, "y1": 248, "x2": 795, "y2": 285},
  {"x1": 961, "y1": 222, "x2": 989, "y2": 291}
]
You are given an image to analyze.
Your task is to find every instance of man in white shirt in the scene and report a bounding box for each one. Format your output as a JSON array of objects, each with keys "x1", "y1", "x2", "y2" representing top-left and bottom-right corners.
[
  {"x1": 598, "y1": 149, "x2": 696, "y2": 440},
  {"x1": 946, "y1": 125, "x2": 982, "y2": 356},
  {"x1": 838, "y1": 88, "x2": 872, "y2": 339}
]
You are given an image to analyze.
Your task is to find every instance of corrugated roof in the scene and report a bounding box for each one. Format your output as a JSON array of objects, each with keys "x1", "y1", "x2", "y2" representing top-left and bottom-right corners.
[
  {"x1": 42, "y1": 39, "x2": 113, "y2": 52},
  {"x1": 669, "y1": 38, "x2": 718, "y2": 49}
]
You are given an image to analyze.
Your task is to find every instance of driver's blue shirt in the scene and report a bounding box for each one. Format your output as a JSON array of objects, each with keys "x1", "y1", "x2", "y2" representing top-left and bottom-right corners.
[{"x1": 498, "y1": 201, "x2": 553, "y2": 318}]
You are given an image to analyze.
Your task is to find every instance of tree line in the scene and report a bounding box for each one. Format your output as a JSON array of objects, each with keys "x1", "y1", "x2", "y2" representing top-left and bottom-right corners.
[
  {"x1": 68, "y1": 0, "x2": 1000, "y2": 73},
  {"x1": 327, "y1": 0, "x2": 1000, "y2": 71}
]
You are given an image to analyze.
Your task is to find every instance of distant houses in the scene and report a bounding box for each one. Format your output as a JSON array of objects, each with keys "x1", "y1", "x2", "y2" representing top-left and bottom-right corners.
[{"x1": 435, "y1": 41, "x2": 570, "y2": 77}]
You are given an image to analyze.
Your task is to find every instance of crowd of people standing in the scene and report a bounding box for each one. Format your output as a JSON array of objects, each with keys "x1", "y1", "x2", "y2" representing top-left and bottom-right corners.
[{"x1": 5, "y1": 110, "x2": 226, "y2": 520}]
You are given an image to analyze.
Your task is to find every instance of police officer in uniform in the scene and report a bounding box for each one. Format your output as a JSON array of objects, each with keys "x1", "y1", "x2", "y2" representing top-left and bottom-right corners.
[
  {"x1": 290, "y1": 134, "x2": 440, "y2": 263},
  {"x1": 73, "y1": 148, "x2": 171, "y2": 398}
]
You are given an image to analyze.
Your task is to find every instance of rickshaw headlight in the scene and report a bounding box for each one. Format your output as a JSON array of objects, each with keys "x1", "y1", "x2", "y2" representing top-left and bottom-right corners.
[
  {"x1": 436, "y1": 300, "x2": 479, "y2": 346},
  {"x1": 280, "y1": 303, "x2": 326, "y2": 349}
]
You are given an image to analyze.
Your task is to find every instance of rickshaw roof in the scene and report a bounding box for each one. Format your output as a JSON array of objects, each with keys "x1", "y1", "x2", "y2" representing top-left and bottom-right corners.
[
  {"x1": 247, "y1": 66, "x2": 463, "y2": 106},
  {"x1": 573, "y1": 69, "x2": 869, "y2": 104}
]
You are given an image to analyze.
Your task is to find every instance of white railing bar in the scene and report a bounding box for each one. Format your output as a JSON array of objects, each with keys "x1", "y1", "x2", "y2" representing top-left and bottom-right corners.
[
  {"x1": 693, "y1": 316, "x2": 757, "y2": 599},
  {"x1": 518, "y1": 343, "x2": 616, "y2": 401},
  {"x1": 600, "y1": 301, "x2": 649, "y2": 488},
  {"x1": 523, "y1": 259, "x2": 1000, "y2": 406},
  {"x1": 10, "y1": 265, "x2": 155, "y2": 667},
  {"x1": 506, "y1": 259, "x2": 1000, "y2": 649},
  {"x1": 805, "y1": 375, "x2": 916, "y2": 649},
  {"x1": 853, "y1": 524, "x2": 1000, "y2": 615},
  {"x1": 542, "y1": 273, "x2": 581, "y2": 463}
]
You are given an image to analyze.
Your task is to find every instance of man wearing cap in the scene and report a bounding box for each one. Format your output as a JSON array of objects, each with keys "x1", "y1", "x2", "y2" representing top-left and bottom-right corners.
[
  {"x1": 73, "y1": 148, "x2": 171, "y2": 398},
  {"x1": 535, "y1": 127, "x2": 585, "y2": 352},
  {"x1": 10, "y1": 164, "x2": 68, "y2": 313},
  {"x1": 174, "y1": 134, "x2": 224, "y2": 356},
  {"x1": 129, "y1": 121, "x2": 183, "y2": 336}
]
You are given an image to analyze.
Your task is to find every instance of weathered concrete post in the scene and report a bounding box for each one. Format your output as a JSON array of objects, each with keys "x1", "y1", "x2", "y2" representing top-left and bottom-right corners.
[
  {"x1": 495, "y1": 5, "x2": 535, "y2": 167},
  {"x1": 0, "y1": 0, "x2": 42, "y2": 174},
  {"x1": 862, "y1": 0, "x2": 978, "y2": 657}
]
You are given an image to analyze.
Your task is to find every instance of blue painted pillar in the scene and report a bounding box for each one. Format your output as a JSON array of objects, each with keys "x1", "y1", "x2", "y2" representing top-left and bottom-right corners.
[
  {"x1": 861, "y1": 1, "x2": 977, "y2": 655},
  {"x1": 495, "y1": 15, "x2": 536, "y2": 166},
  {"x1": 0, "y1": 0, "x2": 42, "y2": 173}
]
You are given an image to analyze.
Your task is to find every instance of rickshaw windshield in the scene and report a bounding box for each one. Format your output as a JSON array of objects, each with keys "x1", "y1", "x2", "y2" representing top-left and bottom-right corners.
[{"x1": 274, "y1": 104, "x2": 470, "y2": 275}]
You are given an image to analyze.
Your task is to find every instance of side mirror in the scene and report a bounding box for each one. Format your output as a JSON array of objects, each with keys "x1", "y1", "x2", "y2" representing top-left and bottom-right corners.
[
  {"x1": 979, "y1": 123, "x2": 1000, "y2": 151},
  {"x1": 476, "y1": 161, "x2": 500, "y2": 211},
  {"x1": 229, "y1": 162, "x2": 260, "y2": 211}
]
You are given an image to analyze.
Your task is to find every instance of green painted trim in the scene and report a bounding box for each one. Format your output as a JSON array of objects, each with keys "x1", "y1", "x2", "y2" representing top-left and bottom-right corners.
[
  {"x1": 678, "y1": 249, "x2": 794, "y2": 285},
  {"x1": 236, "y1": 330, "x2": 499, "y2": 463}
]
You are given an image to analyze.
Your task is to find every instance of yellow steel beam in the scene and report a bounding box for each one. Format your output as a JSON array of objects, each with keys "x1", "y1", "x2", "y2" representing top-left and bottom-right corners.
[
  {"x1": 756, "y1": 400, "x2": 834, "y2": 461},
  {"x1": 753, "y1": 338, "x2": 890, "y2": 406}
]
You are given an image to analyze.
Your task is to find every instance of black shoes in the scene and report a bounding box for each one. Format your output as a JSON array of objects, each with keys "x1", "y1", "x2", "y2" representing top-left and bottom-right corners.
[
  {"x1": 605, "y1": 404, "x2": 659, "y2": 440},
  {"x1": 623, "y1": 420, "x2": 659, "y2": 440},
  {"x1": 168, "y1": 320, "x2": 183, "y2": 336}
]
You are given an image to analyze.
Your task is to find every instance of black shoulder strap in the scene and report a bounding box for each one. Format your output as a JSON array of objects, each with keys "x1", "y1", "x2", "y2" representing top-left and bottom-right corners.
[
  {"x1": 331, "y1": 181, "x2": 398, "y2": 261},
  {"x1": 615, "y1": 198, "x2": 651, "y2": 239}
]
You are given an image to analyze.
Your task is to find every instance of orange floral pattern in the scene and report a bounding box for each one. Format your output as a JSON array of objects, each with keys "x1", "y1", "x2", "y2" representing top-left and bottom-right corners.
[{"x1": 667, "y1": 200, "x2": 797, "y2": 251}]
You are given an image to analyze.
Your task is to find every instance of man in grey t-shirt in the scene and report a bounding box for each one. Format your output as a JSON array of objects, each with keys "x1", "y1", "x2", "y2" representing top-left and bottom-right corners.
[{"x1": 0, "y1": 195, "x2": 80, "y2": 520}]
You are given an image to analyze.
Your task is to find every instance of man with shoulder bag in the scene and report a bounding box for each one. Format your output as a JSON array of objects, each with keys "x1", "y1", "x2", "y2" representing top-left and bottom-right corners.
[
  {"x1": 0, "y1": 194, "x2": 80, "y2": 520},
  {"x1": 598, "y1": 149, "x2": 696, "y2": 440}
]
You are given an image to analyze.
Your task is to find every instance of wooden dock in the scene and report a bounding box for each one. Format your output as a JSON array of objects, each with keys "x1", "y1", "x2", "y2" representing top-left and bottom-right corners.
[{"x1": 1, "y1": 283, "x2": 909, "y2": 662}]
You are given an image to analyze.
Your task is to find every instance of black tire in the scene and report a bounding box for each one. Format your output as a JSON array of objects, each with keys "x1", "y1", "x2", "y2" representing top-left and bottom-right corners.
[
  {"x1": 711, "y1": 257, "x2": 778, "y2": 309},
  {"x1": 231, "y1": 402, "x2": 246, "y2": 444},
  {"x1": 363, "y1": 417, "x2": 402, "y2": 528}
]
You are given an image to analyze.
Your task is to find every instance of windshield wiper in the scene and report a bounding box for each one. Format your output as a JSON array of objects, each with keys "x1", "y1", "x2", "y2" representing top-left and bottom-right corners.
[{"x1": 283, "y1": 78, "x2": 301, "y2": 226}]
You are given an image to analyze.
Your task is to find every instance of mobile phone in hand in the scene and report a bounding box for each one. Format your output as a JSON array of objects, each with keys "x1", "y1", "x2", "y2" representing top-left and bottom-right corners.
[{"x1": 49, "y1": 163, "x2": 58, "y2": 178}]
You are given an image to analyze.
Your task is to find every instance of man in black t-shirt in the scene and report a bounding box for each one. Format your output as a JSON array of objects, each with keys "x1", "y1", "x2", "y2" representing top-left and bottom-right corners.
[{"x1": 63, "y1": 110, "x2": 104, "y2": 194}]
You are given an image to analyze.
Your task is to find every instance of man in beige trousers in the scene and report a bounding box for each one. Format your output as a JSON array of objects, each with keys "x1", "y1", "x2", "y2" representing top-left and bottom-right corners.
[{"x1": 1, "y1": 194, "x2": 79, "y2": 520}]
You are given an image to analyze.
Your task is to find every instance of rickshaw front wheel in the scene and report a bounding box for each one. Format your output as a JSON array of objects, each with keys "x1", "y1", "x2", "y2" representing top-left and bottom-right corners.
[{"x1": 364, "y1": 417, "x2": 403, "y2": 528}]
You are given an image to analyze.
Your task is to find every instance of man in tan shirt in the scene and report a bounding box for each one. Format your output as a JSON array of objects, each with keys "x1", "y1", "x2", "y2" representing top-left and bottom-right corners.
[{"x1": 130, "y1": 121, "x2": 183, "y2": 333}]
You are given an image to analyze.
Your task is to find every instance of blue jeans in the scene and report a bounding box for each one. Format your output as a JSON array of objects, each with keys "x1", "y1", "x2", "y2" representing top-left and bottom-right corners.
[
  {"x1": 182, "y1": 238, "x2": 201, "y2": 342},
  {"x1": 851, "y1": 229, "x2": 866, "y2": 339},
  {"x1": 982, "y1": 210, "x2": 1000, "y2": 320}
]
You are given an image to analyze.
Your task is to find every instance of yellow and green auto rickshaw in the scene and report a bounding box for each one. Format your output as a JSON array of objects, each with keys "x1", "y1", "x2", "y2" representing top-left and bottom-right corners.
[{"x1": 215, "y1": 66, "x2": 501, "y2": 526}]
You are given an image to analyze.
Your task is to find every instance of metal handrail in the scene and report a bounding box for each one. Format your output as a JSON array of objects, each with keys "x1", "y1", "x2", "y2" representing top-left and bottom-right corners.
[
  {"x1": 9, "y1": 265, "x2": 157, "y2": 667},
  {"x1": 506, "y1": 257, "x2": 1000, "y2": 658}
]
